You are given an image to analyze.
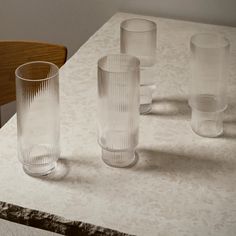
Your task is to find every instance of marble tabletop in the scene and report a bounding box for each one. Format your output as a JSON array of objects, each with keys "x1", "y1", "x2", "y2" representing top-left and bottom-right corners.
[{"x1": 0, "y1": 12, "x2": 236, "y2": 236}]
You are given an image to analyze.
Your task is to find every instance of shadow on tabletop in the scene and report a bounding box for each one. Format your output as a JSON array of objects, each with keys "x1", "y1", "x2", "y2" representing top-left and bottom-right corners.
[
  {"x1": 223, "y1": 102, "x2": 236, "y2": 139},
  {"x1": 134, "y1": 148, "x2": 235, "y2": 175},
  {"x1": 222, "y1": 123, "x2": 236, "y2": 139},
  {"x1": 146, "y1": 96, "x2": 191, "y2": 119},
  {"x1": 42, "y1": 156, "x2": 98, "y2": 183},
  {"x1": 148, "y1": 96, "x2": 236, "y2": 139}
]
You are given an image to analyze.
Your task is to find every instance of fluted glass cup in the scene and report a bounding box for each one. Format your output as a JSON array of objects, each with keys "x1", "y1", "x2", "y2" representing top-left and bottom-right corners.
[
  {"x1": 189, "y1": 33, "x2": 230, "y2": 137},
  {"x1": 16, "y1": 61, "x2": 60, "y2": 176},
  {"x1": 97, "y1": 54, "x2": 140, "y2": 167},
  {"x1": 121, "y1": 18, "x2": 157, "y2": 114}
]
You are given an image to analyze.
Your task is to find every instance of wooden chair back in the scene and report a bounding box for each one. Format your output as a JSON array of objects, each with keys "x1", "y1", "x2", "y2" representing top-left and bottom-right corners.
[{"x1": 0, "y1": 41, "x2": 67, "y2": 106}]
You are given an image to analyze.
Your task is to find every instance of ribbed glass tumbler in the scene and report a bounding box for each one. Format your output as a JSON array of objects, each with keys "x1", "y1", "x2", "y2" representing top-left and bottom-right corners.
[
  {"x1": 121, "y1": 18, "x2": 157, "y2": 114},
  {"x1": 97, "y1": 54, "x2": 140, "y2": 167},
  {"x1": 16, "y1": 61, "x2": 60, "y2": 176},
  {"x1": 189, "y1": 33, "x2": 230, "y2": 137}
]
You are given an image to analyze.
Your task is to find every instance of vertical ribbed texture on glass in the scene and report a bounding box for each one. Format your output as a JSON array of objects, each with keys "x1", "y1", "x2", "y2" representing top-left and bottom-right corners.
[
  {"x1": 98, "y1": 54, "x2": 140, "y2": 167},
  {"x1": 16, "y1": 61, "x2": 60, "y2": 176}
]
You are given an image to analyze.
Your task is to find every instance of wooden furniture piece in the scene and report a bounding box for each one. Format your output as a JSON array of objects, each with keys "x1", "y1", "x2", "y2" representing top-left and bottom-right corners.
[
  {"x1": 0, "y1": 41, "x2": 67, "y2": 106},
  {"x1": 0, "y1": 13, "x2": 235, "y2": 236}
]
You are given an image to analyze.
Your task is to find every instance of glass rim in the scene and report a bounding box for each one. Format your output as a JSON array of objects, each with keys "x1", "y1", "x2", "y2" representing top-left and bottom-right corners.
[
  {"x1": 190, "y1": 32, "x2": 230, "y2": 49},
  {"x1": 120, "y1": 18, "x2": 157, "y2": 33},
  {"x1": 15, "y1": 61, "x2": 59, "y2": 82},
  {"x1": 98, "y1": 54, "x2": 140, "y2": 73}
]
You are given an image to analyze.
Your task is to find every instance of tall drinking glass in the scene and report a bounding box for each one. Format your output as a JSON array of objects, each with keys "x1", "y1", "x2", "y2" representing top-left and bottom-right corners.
[
  {"x1": 97, "y1": 54, "x2": 140, "y2": 167},
  {"x1": 189, "y1": 33, "x2": 230, "y2": 137},
  {"x1": 16, "y1": 61, "x2": 60, "y2": 176},
  {"x1": 121, "y1": 18, "x2": 157, "y2": 114}
]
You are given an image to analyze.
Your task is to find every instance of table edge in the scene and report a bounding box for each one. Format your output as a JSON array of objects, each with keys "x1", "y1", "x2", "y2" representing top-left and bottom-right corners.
[{"x1": 0, "y1": 201, "x2": 134, "y2": 236}]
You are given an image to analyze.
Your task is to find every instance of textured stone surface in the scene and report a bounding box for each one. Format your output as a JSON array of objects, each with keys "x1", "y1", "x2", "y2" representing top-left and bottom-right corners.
[{"x1": 0, "y1": 12, "x2": 236, "y2": 236}]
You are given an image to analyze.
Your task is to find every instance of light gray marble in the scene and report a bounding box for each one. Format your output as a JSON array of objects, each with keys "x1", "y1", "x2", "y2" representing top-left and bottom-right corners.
[
  {"x1": 0, "y1": 219, "x2": 61, "y2": 236},
  {"x1": 0, "y1": 12, "x2": 236, "y2": 236}
]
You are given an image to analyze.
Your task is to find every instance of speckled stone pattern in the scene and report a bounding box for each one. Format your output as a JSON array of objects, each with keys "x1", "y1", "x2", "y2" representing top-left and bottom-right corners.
[
  {"x1": 0, "y1": 201, "x2": 133, "y2": 236},
  {"x1": 0, "y1": 12, "x2": 236, "y2": 236}
]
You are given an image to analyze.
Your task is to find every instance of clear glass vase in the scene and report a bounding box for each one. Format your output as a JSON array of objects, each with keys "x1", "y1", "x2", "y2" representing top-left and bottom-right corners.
[
  {"x1": 97, "y1": 54, "x2": 140, "y2": 167},
  {"x1": 120, "y1": 18, "x2": 157, "y2": 114},
  {"x1": 16, "y1": 61, "x2": 60, "y2": 176},
  {"x1": 189, "y1": 33, "x2": 230, "y2": 137}
]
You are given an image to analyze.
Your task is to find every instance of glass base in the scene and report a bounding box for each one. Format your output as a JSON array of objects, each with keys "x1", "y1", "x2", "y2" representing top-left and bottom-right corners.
[
  {"x1": 191, "y1": 120, "x2": 223, "y2": 138},
  {"x1": 191, "y1": 108, "x2": 223, "y2": 138},
  {"x1": 23, "y1": 161, "x2": 57, "y2": 177},
  {"x1": 101, "y1": 149, "x2": 138, "y2": 168},
  {"x1": 140, "y1": 103, "x2": 152, "y2": 114}
]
